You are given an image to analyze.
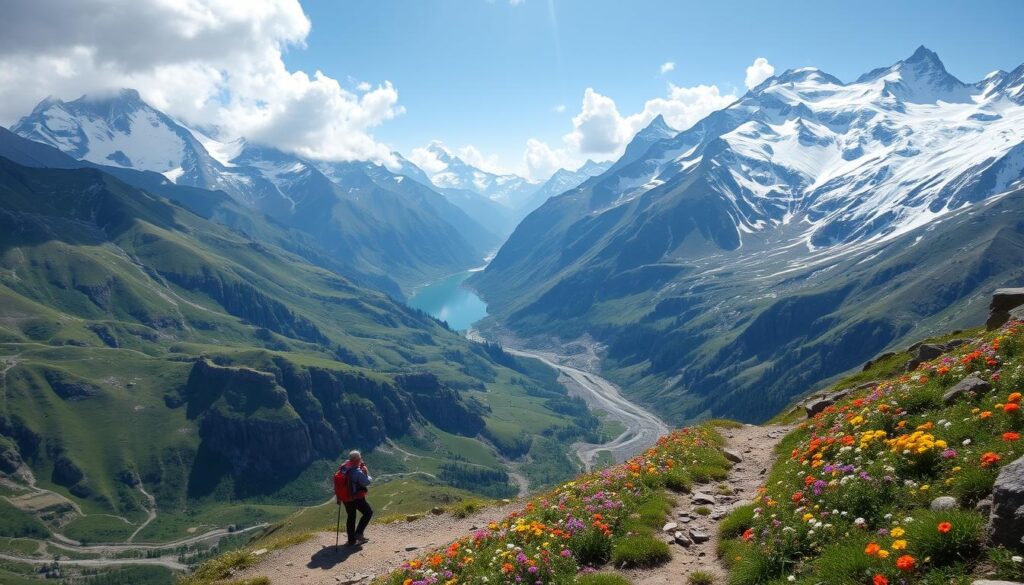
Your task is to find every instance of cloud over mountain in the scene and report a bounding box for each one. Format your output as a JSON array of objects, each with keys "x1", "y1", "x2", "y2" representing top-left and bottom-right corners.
[{"x1": 0, "y1": 0, "x2": 402, "y2": 162}]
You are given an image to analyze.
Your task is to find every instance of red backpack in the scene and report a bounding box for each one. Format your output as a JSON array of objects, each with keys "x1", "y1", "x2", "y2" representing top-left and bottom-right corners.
[{"x1": 333, "y1": 463, "x2": 363, "y2": 502}]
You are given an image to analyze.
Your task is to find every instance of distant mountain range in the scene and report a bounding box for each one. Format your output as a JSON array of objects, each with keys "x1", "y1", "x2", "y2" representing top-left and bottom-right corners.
[
  {"x1": 12, "y1": 90, "x2": 497, "y2": 295},
  {"x1": 394, "y1": 142, "x2": 611, "y2": 237},
  {"x1": 0, "y1": 125, "x2": 600, "y2": 541},
  {"x1": 472, "y1": 46, "x2": 1024, "y2": 423}
]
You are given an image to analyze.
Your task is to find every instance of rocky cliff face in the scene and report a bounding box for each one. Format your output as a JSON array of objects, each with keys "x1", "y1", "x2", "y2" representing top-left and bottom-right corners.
[{"x1": 181, "y1": 358, "x2": 485, "y2": 484}]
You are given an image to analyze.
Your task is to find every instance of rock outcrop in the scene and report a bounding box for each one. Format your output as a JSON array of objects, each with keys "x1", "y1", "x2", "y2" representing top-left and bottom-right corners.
[
  {"x1": 989, "y1": 454, "x2": 1024, "y2": 550},
  {"x1": 987, "y1": 288, "x2": 1024, "y2": 330},
  {"x1": 943, "y1": 375, "x2": 991, "y2": 405}
]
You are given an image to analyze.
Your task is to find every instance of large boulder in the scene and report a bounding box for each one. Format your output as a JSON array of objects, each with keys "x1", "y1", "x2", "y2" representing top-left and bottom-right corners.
[
  {"x1": 989, "y1": 454, "x2": 1024, "y2": 550},
  {"x1": 804, "y1": 389, "x2": 851, "y2": 417},
  {"x1": 987, "y1": 288, "x2": 1024, "y2": 330},
  {"x1": 905, "y1": 344, "x2": 946, "y2": 371},
  {"x1": 943, "y1": 375, "x2": 991, "y2": 405}
]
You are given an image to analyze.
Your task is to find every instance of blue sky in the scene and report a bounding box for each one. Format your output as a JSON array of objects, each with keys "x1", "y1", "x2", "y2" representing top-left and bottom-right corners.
[{"x1": 284, "y1": 0, "x2": 1024, "y2": 177}]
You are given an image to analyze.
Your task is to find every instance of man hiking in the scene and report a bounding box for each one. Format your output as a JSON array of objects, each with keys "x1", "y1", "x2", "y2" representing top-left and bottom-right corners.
[{"x1": 334, "y1": 450, "x2": 373, "y2": 547}]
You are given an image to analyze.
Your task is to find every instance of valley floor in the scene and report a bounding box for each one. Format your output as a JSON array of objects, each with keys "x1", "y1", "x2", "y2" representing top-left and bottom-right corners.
[{"x1": 236, "y1": 423, "x2": 794, "y2": 584}]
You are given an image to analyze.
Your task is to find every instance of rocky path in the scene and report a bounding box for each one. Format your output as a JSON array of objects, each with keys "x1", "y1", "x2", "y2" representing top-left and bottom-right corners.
[
  {"x1": 236, "y1": 424, "x2": 792, "y2": 585},
  {"x1": 630, "y1": 423, "x2": 793, "y2": 584},
  {"x1": 235, "y1": 501, "x2": 521, "y2": 585}
]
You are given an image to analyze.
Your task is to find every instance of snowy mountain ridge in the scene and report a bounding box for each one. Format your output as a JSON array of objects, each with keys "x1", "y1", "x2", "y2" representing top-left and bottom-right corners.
[{"x1": 590, "y1": 46, "x2": 1024, "y2": 255}]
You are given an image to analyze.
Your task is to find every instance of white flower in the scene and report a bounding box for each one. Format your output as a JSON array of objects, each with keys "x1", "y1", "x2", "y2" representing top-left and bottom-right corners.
[
  {"x1": 1011, "y1": 555, "x2": 1022, "y2": 563},
  {"x1": 788, "y1": 576, "x2": 797, "y2": 582},
  {"x1": 963, "y1": 439, "x2": 972, "y2": 446},
  {"x1": 854, "y1": 517, "x2": 866, "y2": 527}
]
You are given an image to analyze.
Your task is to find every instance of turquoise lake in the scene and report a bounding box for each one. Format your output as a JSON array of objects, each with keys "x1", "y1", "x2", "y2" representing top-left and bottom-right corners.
[{"x1": 407, "y1": 270, "x2": 488, "y2": 331}]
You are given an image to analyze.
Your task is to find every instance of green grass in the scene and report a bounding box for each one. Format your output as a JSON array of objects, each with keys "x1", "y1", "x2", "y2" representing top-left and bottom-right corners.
[
  {"x1": 575, "y1": 573, "x2": 632, "y2": 585},
  {"x1": 689, "y1": 570, "x2": 716, "y2": 585},
  {"x1": 0, "y1": 499, "x2": 50, "y2": 539},
  {"x1": 610, "y1": 535, "x2": 671, "y2": 568}
]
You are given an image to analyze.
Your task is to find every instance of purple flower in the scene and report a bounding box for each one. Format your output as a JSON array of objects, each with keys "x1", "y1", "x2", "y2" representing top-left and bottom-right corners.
[
  {"x1": 941, "y1": 449, "x2": 957, "y2": 459},
  {"x1": 528, "y1": 566, "x2": 539, "y2": 574}
]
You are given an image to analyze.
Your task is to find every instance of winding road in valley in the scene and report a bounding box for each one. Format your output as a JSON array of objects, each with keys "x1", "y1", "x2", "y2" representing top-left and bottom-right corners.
[{"x1": 466, "y1": 331, "x2": 670, "y2": 468}]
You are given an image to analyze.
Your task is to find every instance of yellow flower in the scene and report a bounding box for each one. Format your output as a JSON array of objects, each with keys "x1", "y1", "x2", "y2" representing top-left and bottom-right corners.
[
  {"x1": 892, "y1": 539, "x2": 907, "y2": 550},
  {"x1": 890, "y1": 527, "x2": 905, "y2": 537},
  {"x1": 877, "y1": 549, "x2": 890, "y2": 559},
  {"x1": 803, "y1": 513, "x2": 814, "y2": 521}
]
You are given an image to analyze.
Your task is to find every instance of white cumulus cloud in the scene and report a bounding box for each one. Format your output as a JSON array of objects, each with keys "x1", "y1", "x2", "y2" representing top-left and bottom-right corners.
[
  {"x1": 563, "y1": 84, "x2": 735, "y2": 157},
  {"x1": 745, "y1": 57, "x2": 775, "y2": 90},
  {"x1": 522, "y1": 138, "x2": 572, "y2": 181},
  {"x1": 660, "y1": 61, "x2": 676, "y2": 74},
  {"x1": 0, "y1": 0, "x2": 402, "y2": 163}
]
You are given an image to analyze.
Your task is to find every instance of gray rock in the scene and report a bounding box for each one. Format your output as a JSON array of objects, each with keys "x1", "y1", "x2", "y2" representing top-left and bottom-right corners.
[
  {"x1": 673, "y1": 531, "x2": 691, "y2": 546},
  {"x1": 930, "y1": 496, "x2": 957, "y2": 511},
  {"x1": 971, "y1": 581, "x2": 1024, "y2": 585},
  {"x1": 662, "y1": 521, "x2": 678, "y2": 533},
  {"x1": 987, "y1": 288, "x2": 1024, "y2": 330},
  {"x1": 943, "y1": 375, "x2": 991, "y2": 404},
  {"x1": 989, "y1": 454, "x2": 1024, "y2": 550},
  {"x1": 692, "y1": 492, "x2": 717, "y2": 505},
  {"x1": 803, "y1": 389, "x2": 851, "y2": 417},
  {"x1": 689, "y1": 529, "x2": 711, "y2": 543},
  {"x1": 976, "y1": 497, "x2": 993, "y2": 515},
  {"x1": 404, "y1": 545, "x2": 419, "y2": 551},
  {"x1": 723, "y1": 449, "x2": 743, "y2": 463},
  {"x1": 906, "y1": 344, "x2": 946, "y2": 371}
]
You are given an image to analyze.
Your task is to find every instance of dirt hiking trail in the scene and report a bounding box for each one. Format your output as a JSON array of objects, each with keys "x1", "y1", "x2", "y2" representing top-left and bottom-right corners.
[{"x1": 238, "y1": 423, "x2": 792, "y2": 585}]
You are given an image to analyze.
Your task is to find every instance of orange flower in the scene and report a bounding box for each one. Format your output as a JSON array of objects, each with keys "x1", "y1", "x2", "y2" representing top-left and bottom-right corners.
[
  {"x1": 980, "y1": 411, "x2": 993, "y2": 419},
  {"x1": 1009, "y1": 392, "x2": 1022, "y2": 404},
  {"x1": 981, "y1": 452, "x2": 1002, "y2": 467},
  {"x1": 865, "y1": 542, "x2": 881, "y2": 556},
  {"x1": 937, "y1": 521, "x2": 952, "y2": 534},
  {"x1": 1005, "y1": 403, "x2": 1021, "y2": 414},
  {"x1": 791, "y1": 491, "x2": 804, "y2": 503},
  {"x1": 873, "y1": 575, "x2": 889, "y2": 585},
  {"x1": 501, "y1": 562, "x2": 514, "y2": 574},
  {"x1": 742, "y1": 528, "x2": 754, "y2": 542},
  {"x1": 895, "y1": 554, "x2": 917, "y2": 571},
  {"x1": 1003, "y1": 432, "x2": 1021, "y2": 442}
]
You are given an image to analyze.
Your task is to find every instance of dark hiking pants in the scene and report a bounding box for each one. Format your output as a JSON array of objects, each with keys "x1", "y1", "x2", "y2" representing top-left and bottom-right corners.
[{"x1": 343, "y1": 498, "x2": 373, "y2": 542}]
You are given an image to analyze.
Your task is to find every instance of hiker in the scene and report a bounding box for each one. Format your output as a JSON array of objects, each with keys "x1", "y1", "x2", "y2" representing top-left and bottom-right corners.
[{"x1": 334, "y1": 450, "x2": 373, "y2": 546}]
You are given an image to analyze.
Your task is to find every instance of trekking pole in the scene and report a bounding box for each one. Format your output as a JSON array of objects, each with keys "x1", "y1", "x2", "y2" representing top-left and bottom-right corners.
[{"x1": 335, "y1": 503, "x2": 342, "y2": 549}]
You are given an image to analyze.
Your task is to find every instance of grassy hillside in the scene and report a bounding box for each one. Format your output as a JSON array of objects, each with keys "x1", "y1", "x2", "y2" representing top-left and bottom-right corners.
[
  {"x1": 717, "y1": 320, "x2": 1024, "y2": 584},
  {"x1": 0, "y1": 157, "x2": 600, "y2": 570}
]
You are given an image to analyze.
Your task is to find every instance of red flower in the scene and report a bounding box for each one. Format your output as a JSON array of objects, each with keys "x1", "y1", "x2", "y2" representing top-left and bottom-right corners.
[
  {"x1": 981, "y1": 452, "x2": 1002, "y2": 467},
  {"x1": 1005, "y1": 402, "x2": 1021, "y2": 414},
  {"x1": 895, "y1": 554, "x2": 917, "y2": 572},
  {"x1": 937, "y1": 521, "x2": 952, "y2": 534},
  {"x1": 791, "y1": 491, "x2": 804, "y2": 503},
  {"x1": 873, "y1": 575, "x2": 889, "y2": 585},
  {"x1": 1003, "y1": 432, "x2": 1021, "y2": 442},
  {"x1": 741, "y1": 528, "x2": 754, "y2": 542}
]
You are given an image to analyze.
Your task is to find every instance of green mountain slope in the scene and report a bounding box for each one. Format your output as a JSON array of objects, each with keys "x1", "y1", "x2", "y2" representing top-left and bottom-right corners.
[
  {"x1": 472, "y1": 187, "x2": 1024, "y2": 425},
  {"x1": 0, "y1": 158, "x2": 598, "y2": 548}
]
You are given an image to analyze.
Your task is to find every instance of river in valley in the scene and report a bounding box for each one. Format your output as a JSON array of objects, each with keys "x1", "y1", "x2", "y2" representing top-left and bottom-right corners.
[{"x1": 407, "y1": 269, "x2": 669, "y2": 467}]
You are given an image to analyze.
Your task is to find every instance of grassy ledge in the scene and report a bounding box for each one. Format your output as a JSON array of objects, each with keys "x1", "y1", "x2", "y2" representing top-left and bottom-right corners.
[
  {"x1": 718, "y1": 320, "x2": 1024, "y2": 585},
  {"x1": 379, "y1": 425, "x2": 730, "y2": 583}
]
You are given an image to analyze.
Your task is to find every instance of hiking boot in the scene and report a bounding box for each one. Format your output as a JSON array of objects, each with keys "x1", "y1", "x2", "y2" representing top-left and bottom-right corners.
[
  {"x1": 354, "y1": 535, "x2": 369, "y2": 545},
  {"x1": 345, "y1": 539, "x2": 358, "y2": 547}
]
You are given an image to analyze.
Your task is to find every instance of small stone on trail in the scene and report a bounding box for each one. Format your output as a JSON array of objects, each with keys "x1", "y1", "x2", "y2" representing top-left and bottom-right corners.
[
  {"x1": 673, "y1": 531, "x2": 691, "y2": 546},
  {"x1": 405, "y1": 545, "x2": 419, "y2": 551},
  {"x1": 662, "y1": 522, "x2": 678, "y2": 533},
  {"x1": 692, "y1": 492, "x2": 716, "y2": 505},
  {"x1": 723, "y1": 449, "x2": 743, "y2": 463},
  {"x1": 690, "y1": 529, "x2": 711, "y2": 543},
  {"x1": 759, "y1": 468, "x2": 767, "y2": 476}
]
